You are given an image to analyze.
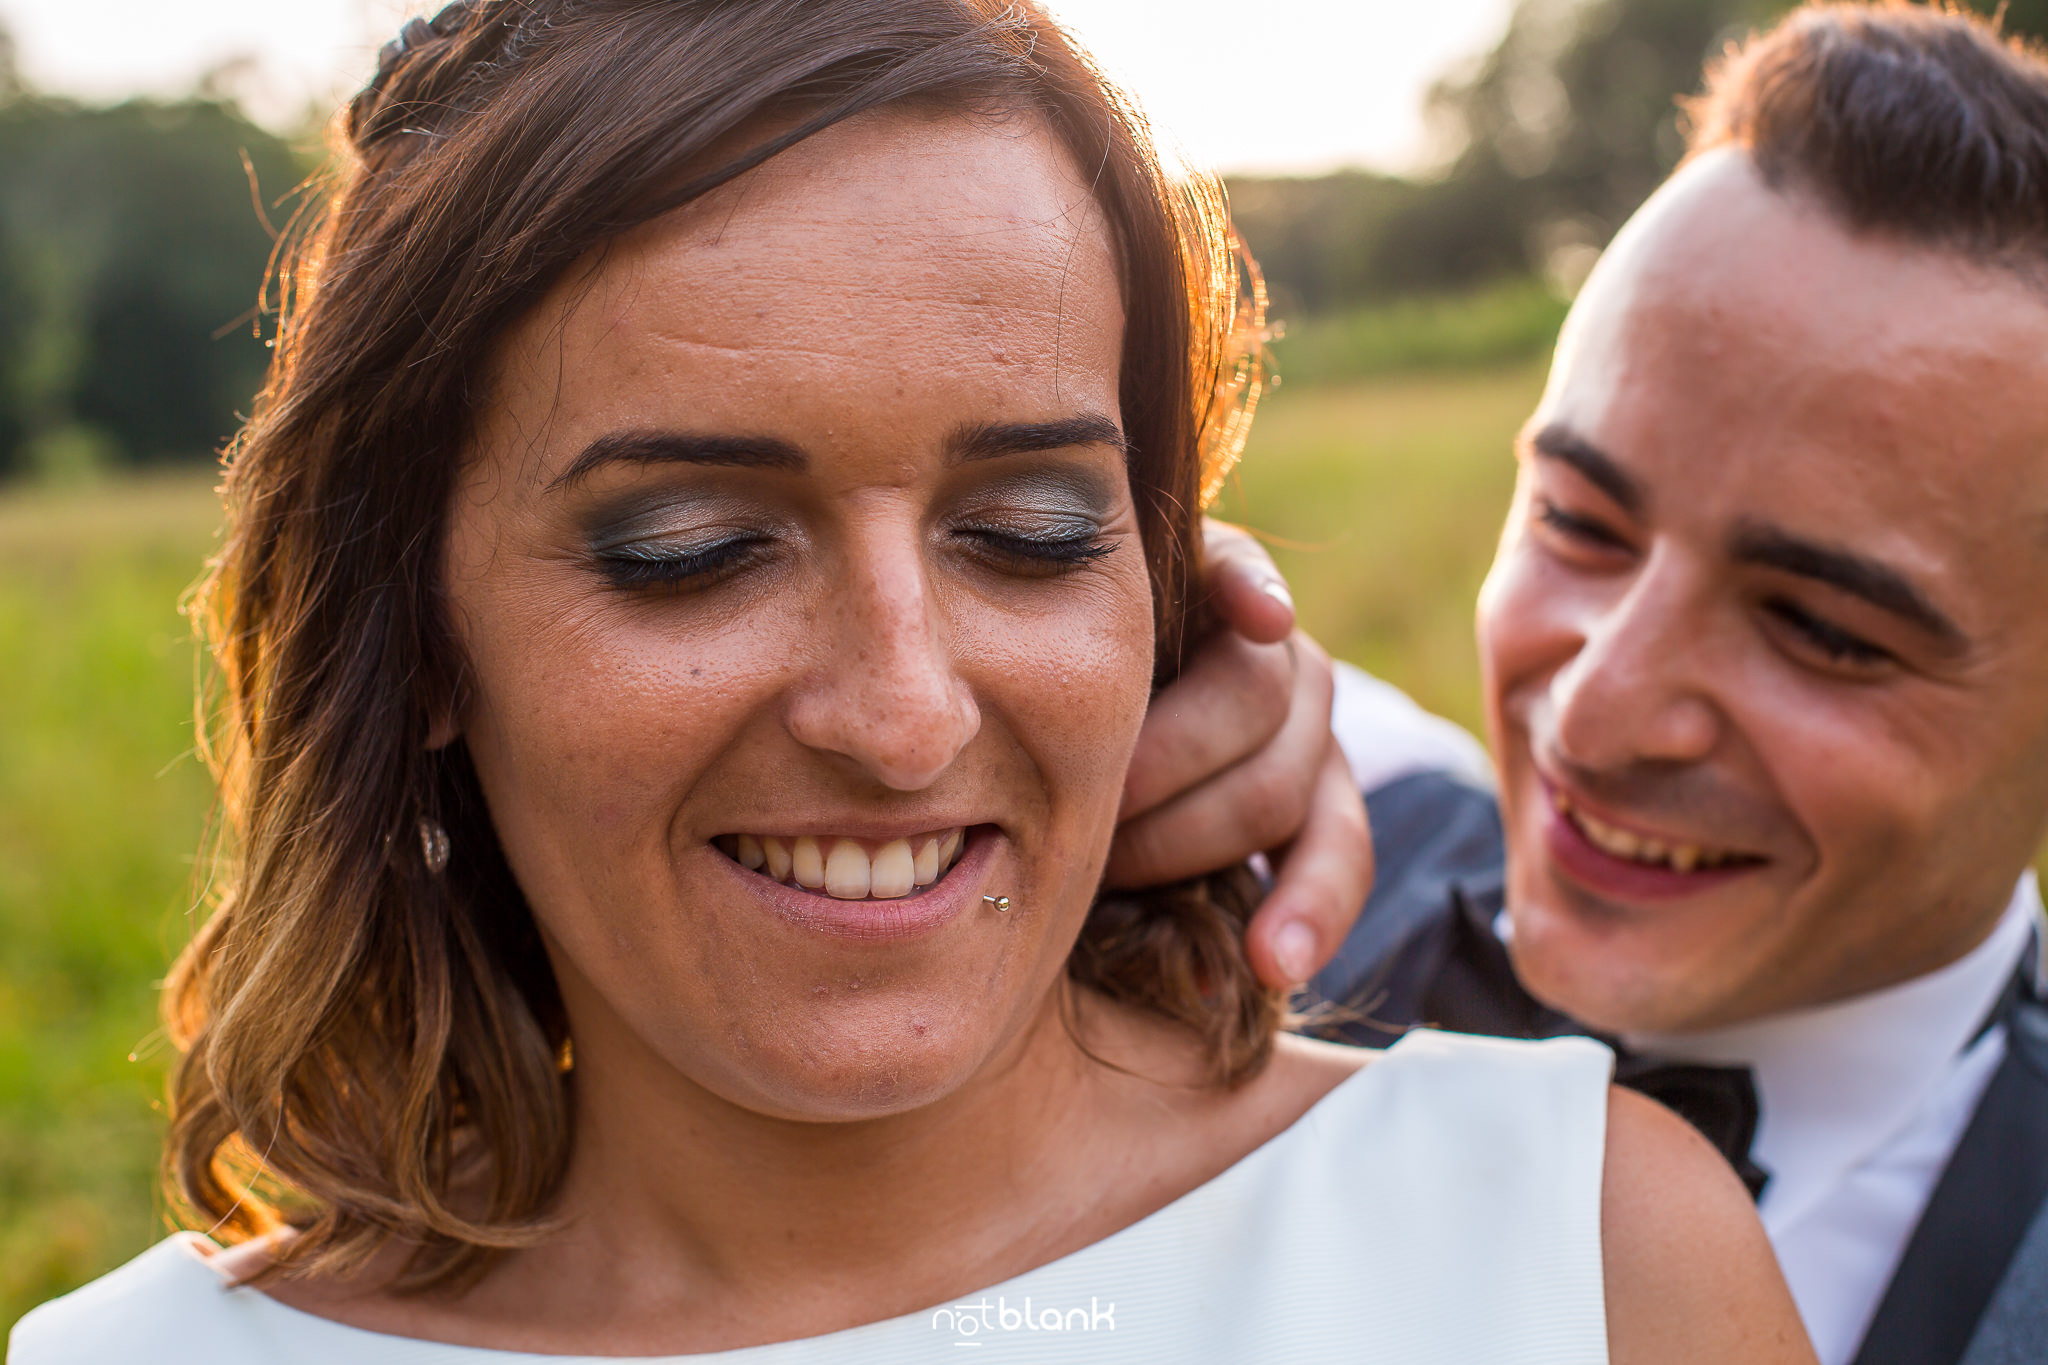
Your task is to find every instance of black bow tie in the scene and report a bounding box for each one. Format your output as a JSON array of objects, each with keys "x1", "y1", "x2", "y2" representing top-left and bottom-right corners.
[{"x1": 1612, "y1": 1054, "x2": 1771, "y2": 1200}]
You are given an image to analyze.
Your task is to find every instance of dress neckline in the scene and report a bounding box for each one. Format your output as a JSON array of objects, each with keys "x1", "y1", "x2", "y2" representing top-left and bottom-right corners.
[{"x1": 167, "y1": 1040, "x2": 1389, "y2": 1361}]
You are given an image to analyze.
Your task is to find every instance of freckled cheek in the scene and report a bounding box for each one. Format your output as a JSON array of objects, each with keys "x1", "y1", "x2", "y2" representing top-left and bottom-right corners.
[
  {"x1": 461, "y1": 589, "x2": 801, "y2": 845},
  {"x1": 958, "y1": 573, "x2": 1155, "y2": 835}
]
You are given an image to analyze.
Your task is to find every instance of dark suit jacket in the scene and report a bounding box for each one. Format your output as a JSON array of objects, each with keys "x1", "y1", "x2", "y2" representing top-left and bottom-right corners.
[{"x1": 1310, "y1": 771, "x2": 2048, "y2": 1365}]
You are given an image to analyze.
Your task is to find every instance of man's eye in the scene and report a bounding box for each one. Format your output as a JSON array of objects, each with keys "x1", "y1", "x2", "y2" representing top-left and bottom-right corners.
[
  {"x1": 594, "y1": 535, "x2": 768, "y2": 591},
  {"x1": 1536, "y1": 500, "x2": 1631, "y2": 552},
  {"x1": 1765, "y1": 598, "x2": 1894, "y2": 668}
]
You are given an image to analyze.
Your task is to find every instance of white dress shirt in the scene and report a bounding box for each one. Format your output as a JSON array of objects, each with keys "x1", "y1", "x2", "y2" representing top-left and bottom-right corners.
[
  {"x1": 1330, "y1": 663, "x2": 1495, "y2": 795},
  {"x1": 1327, "y1": 668, "x2": 2046, "y2": 1365}
]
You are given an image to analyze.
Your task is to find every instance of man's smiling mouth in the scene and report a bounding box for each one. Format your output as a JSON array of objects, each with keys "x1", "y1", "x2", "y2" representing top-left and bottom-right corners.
[
  {"x1": 1551, "y1": 789, "x2": 1761, "y2": 874},
  {"x1": 713, "y1": 829, "x2": 967, "y2": 900}
]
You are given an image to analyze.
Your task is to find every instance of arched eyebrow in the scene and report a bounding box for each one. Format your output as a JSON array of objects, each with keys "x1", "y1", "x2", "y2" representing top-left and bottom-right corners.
[
  {"x1": 548, "y1": 430, "x2": 804, "y2": 492},
  {"x1": 946, "y1": 415, "x2": 1128, "y2": 462},
  {"x1": 546, "y1": 415, "x2": 1126, "y2": 493}
]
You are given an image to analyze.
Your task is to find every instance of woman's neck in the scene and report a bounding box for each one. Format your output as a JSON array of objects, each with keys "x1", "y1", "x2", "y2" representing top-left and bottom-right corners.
[
  {"x1": 254, "y1": 988, "x2": 1357, "y2": 1356},
  {"x1": 573, "y1": 995, "x2": 1174, "y2": 1274},
  {"x1": 459, "y1": 986, "x2": 1253, "y2": 1353}
]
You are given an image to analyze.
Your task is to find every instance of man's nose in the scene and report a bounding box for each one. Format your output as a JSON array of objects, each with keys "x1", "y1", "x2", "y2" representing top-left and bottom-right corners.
[
  {"x1": 783, "y1": 536, "x2": 980, "y2": 791},
  {"x1": 1549, "y1": 551, "x2": 1721, "y2": 771}
]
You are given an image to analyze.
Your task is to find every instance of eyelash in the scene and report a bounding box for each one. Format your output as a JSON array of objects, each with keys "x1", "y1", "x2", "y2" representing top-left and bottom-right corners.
[
  {"x1": 1536, "y1": 500, "x2": 1631, "y2": 551},
  {"x1": 594, "y1": 536, "x2": 767, "y2": 591},
  {"x1": 956, "y1": 527, "x2": 1115, "y2": 574},
  {"x1": 593, "y1": 526, "x2": 1112, "y2": 593},
  {"x1": 1765, "y1": 598, "x2": 1892, "y2": 666}
]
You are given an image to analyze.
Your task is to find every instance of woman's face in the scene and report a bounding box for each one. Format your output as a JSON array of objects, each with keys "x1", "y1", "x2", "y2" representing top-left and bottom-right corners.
[{"x1": 442, "y1": 109, "x2": 1152, "y2": 1123}]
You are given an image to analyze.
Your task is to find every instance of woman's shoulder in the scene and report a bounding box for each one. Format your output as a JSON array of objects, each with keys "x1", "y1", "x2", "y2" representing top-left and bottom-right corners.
[
  {"x1": 8, "y1": 1233, "x2": 256, "y2": 1364},
  {"x1": 1600, "y1": 1088, "x2": 1814, "y2": 1363}
]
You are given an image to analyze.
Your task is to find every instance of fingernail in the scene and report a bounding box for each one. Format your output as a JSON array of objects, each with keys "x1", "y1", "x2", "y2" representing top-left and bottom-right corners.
[
  {"x1": 1274, "y1": 920, "x2": 1317, "y2": 985},
  {"x1": 1258, "y1": 577, "x2": 1293, "y2": 610}
]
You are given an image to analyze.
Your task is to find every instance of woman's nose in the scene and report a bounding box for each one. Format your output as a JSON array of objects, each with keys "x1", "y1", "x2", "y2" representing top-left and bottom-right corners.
[
  {"x1": 783, "y1": 537, "x2": 981, "y2": 791},
  {"x1": 1549, "y1": 558, "x2": 1721, "y2": 772}
]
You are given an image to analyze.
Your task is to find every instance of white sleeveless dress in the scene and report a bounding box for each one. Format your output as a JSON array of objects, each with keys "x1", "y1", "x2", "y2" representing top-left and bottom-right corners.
[{"x1": 9, "y1": 1030, "x2": 1614, "y2": 1364}]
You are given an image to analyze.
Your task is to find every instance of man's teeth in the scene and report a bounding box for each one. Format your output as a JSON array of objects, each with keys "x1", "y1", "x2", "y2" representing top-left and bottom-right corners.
[
  {"x1": 715, "y1": 829, "x2": 967, "y2": 900},
  {"x1": 1554, "y1": 792, "x2": 1738, "y2": 872}
]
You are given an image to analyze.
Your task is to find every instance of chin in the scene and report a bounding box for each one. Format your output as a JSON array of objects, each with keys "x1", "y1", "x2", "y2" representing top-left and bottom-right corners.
[
  {"x1": 737, "y1": 1063, "x2": 974, "y2": 1125},
  {"x1": 677, "y1": 987, "x2": 1037, "y2": 1125},
  {"x1": 1505, "y1": 881, "x2": 1733, "y2": 1036}
]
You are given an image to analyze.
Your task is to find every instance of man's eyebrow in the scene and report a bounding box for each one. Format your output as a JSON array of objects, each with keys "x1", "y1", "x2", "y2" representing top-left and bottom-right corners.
[
  {"x1": 1730, "y1": 521, "x2": 1967, "y2": 648},
  {"x1": 1528, "y1": 424, "x2": 1643, "y2": 515},
  {"x1": 946, "y1": 415, "x2": 1128, "y2": 463},
  {"x1": 548, "y1": 430, "x2": 805, "y2": 492}
]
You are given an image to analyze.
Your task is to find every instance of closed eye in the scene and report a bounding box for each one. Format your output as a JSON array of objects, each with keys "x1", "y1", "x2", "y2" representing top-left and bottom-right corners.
[
  {"x1": 594, "y1": 535, "x2": 771, "y2": 592},
  {"x1": 954, "y1": 526, "x2": 1115, "y2": 576},
  {"x1": 1764, "y1": 597, "x2": 1894, "y2": 668},
  {"x1": 1537, "y1": 499, "x2": 1632, "y2": 553}
]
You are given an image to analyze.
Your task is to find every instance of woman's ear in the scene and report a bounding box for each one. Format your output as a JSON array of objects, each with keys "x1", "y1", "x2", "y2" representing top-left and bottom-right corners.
[
  {"x1": 422, "y1": 586, "x2": 469, "y2": 750},
  {"x1": 426, "y1": 708, "x2": 462, "y2": 751},
  {"x1": 421, "y1": 657, "x2": 467, "y2": 750}
]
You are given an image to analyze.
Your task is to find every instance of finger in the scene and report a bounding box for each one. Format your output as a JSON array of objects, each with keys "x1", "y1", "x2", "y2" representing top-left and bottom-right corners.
[
  {"x1": 1203, "y1": 518, "x2": 1295, "y2": 644},
  {"x1": 1243, "y1": 743, "x2": 1375, "y2": 991},
  {"x1": 1119, "y1": 631, "x2": 1295, "y2": 822},
  {"x1": 1107, "y1": 630, "x2": 1334, "y2": 882}
]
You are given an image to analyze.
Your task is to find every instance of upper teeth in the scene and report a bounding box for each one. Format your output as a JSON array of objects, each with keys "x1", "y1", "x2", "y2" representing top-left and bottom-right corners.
[
  {"x1": 1555, "y1": 792, "x2": 1736, "y2": 872},
  {"x1": 717, "y1": 829, "x2": 965, "y2": 900}
]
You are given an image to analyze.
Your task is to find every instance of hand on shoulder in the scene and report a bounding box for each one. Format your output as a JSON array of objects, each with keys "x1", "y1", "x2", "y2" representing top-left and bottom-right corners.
[{"x1": 1603, "y1": 1087, "x2": 1816, "y2": 1365}]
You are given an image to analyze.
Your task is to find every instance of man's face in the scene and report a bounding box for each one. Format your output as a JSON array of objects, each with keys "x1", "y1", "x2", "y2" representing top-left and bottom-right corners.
[{"x1": 1478, "y1": 149, "x2": 2048, "y2": 1035}]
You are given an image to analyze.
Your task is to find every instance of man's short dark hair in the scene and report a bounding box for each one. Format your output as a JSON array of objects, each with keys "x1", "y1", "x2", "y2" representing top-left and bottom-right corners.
[{"x1": 1686, "y1": 2, "x2": 2048, "y2": 278}]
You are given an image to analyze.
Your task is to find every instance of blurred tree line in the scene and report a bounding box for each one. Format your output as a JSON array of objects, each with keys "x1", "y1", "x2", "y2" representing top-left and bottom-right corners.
[
  {"x1": 2, "y1": 0, "x2": 2046, "y2": 478},
  {"x1": 0, "y1": 24, "x2": 301, "y2": 479},
  {"x1": 1230, "y1": 0, "x2": 2048, "y2": 320}
]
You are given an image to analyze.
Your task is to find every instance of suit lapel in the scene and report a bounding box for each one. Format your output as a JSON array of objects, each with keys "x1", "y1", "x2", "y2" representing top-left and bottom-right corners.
[
  {"x1": 1307, "y1": 771, "x2": 1511, "y2": 1042},
  {"x1": 1419, "y1": 883, "x2": 1576, "y2": 1039},
  {"x1": 1851, "y1": 986, "x2": 2048, "y2": 1365},
  {"x1": 1961, "y1": 1194, "x2": 2048, "y2": 1365}
]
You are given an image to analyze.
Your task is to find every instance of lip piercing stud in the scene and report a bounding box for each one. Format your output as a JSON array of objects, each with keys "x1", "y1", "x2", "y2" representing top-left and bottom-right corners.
[{"x1": 983, "y1": 895, "x2": 1010, "y2": 913}]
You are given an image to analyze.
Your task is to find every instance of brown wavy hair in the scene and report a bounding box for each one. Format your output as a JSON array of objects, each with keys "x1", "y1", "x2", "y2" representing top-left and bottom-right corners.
[{"x1": 166, "y1": 0, "x2": 1275, "y2": 1292}]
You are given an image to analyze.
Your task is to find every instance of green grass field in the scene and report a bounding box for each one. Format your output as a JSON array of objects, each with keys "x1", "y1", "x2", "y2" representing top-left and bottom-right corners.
[
  {"x1": 0, "y1": 472, "x2": 222, "y2": 1324},
  {"x1": 1, "y1": 367, "x2": 2043, "y2": 1331},
  {"x1": 1222, "y1": 364, "x2": 1544, "y2": 734}
]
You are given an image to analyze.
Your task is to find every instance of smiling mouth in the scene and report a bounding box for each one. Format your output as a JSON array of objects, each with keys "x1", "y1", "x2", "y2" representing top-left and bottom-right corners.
[
  {"x1": 713, "y1": 829, "x2": 967, "y2": 901},
  {"x1": 1552, "y1": 789, "x2": 1761, "y2": 874}
]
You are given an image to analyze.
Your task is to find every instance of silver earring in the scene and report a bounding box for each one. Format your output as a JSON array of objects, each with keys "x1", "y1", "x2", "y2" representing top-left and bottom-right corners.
[
  {"x1": 418, "y1": 818, "x2": 451, "y2": 875},
  {"x1": 983, "y1": 895, "x2": 1010, "y2": 913}
]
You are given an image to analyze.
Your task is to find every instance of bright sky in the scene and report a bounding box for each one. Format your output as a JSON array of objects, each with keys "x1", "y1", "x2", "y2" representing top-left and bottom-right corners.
[{"x1": 0, "y1": 0, "x2": 1514, "y2": 175}]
